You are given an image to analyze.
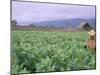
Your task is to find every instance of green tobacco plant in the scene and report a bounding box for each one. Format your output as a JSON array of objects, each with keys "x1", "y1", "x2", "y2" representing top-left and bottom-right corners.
[{"x1": 11, "y1": 31, "x2": 96, "y2": 73}]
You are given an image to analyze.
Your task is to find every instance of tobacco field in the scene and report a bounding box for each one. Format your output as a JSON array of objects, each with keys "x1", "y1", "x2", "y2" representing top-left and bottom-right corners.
[{"x1": 11, "y1": 31, "x2": 96, "y2": 74}]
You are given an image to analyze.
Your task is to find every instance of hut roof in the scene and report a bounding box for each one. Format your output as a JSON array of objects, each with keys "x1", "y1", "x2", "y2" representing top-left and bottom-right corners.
[{"x1": 77, "y1": 21, "x2": 92, "y2": 29}]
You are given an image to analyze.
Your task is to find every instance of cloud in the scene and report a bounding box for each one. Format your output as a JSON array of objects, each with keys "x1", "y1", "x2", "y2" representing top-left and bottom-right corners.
[{"x1": 12, "y1": 1, "x2": 96, "y2": 25}]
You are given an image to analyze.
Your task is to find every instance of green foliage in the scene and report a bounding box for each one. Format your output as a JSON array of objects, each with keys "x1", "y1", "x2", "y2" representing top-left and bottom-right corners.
[
  {"x1": 11, "y1": 63, "x2": 30, "y2": 74},
  {"x1": 11, "y1": 31, "x2": 96, "y2": 74}
]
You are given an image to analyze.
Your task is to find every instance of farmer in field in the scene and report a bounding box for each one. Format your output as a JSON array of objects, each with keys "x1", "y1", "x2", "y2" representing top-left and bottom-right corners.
[{"x1": 85, "y1": 30, "x2": 96, "y2": 53}]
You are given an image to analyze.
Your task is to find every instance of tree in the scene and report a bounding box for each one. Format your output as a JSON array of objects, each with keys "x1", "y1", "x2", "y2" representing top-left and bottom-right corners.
[
  {"x1": 30, "y1": 24, "x2": 37, "y2": 28},
  {"x1": 49, "y1": 25, "x2": 56, "y2": 28},
  {"x1": 12, "y1": 20, "x2": 17, "y2": 26}
]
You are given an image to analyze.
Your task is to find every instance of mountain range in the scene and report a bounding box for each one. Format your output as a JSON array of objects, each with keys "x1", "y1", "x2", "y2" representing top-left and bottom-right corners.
[{"x1": 31, "y1": 18, "x2": 96, "y2": 28}]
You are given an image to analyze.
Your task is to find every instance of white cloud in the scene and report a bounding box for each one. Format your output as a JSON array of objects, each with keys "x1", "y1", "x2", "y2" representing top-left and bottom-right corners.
[{"x1": 12, "y1": 1, "x2": 95, "y2": 25}]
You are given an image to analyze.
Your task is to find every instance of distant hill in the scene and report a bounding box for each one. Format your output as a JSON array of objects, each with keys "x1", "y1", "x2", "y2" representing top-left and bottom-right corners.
[{"x1": 32, "y1": 18, "x2": 96, "y2": 28}]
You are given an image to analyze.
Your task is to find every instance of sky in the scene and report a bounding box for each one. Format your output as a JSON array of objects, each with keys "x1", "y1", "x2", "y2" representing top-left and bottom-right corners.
[{"x1": 12, "y1": 1, "x2": 96, "y2": 25}]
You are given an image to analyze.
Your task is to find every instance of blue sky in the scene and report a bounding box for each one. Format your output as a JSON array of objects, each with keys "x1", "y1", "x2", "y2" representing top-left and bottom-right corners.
[{"x1": 12, "y1": 1, "x2": 95, "y2": 25}]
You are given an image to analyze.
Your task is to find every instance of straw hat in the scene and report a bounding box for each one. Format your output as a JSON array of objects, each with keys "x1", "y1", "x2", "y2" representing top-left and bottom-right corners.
[{"x1": 88, "y1": 30, "x2": 96, "y2": 36}]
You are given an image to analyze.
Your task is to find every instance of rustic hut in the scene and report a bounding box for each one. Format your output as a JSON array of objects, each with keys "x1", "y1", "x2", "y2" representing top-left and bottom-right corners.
[{"x1": 77, "y1": 22, "x2": 93, "y2": 31}]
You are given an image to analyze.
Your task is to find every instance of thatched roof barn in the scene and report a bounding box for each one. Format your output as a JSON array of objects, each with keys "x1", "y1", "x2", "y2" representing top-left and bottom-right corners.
[{"x1": 77, "y1": 22, "x2": 93, "y2": 31}]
